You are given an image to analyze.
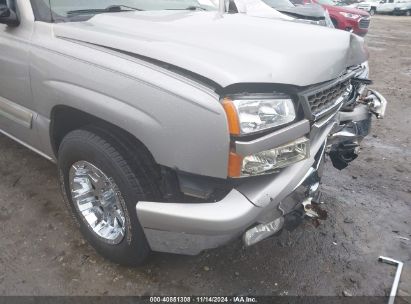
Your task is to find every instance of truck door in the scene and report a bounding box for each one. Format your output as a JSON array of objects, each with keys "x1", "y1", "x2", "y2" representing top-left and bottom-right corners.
[{"x1": 0, "y1": 0, "x2": 38, "y2": 148}]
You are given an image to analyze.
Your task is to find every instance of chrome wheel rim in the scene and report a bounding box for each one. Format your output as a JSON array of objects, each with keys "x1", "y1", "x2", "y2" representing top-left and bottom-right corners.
[{"x1": 69, "y1": 161, "x2": 126, "y2": 245}]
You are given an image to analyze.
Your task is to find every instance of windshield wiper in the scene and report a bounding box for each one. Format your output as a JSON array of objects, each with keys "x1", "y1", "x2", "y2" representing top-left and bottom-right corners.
[
  {"x1": 67, "y1": 5, "x2": 144, "y2": 16},
  {"x1": 166, "y1": 6, "x2": 207, "y2": 11}
]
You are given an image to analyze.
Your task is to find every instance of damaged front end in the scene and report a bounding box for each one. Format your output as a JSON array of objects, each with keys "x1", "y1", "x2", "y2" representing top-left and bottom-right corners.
[
  {"x1": 328, "y1": 76, "x2": 387, "y2": 170},
  {"x1": 242, "y1": 65, "x2": 388, "y2": 246},
  {"x1": 136, "y1": 64, "x2": 387, "y2": 254}
]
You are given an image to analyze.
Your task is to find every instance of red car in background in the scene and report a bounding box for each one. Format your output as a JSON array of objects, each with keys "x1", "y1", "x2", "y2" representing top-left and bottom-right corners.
[{"x1": 292, "y1": 0, "x2": 371, "y2": 36}]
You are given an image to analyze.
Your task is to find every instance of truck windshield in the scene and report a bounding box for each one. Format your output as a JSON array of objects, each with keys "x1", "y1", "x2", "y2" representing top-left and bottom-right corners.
[{"x1": 34, "y1": 0, "x2": 216, "y2": 21}]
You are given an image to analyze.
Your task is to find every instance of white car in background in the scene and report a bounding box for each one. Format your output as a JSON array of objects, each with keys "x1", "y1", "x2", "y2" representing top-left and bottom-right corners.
[
  {"x1": 356, "y1": 0, "x2": 386, "y2": 15},
  {"x1": 392, "y1": 0, "x2": 411, "y2": 15},
  {"x1": 378, "y1": 0, "x2": 411, "y2": 14}
]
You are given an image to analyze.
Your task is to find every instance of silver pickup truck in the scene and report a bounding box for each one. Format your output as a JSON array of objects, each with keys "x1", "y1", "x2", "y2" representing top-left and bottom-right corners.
[{"x1": 0, "y1": 0, "x2": 387, "y2": 265}]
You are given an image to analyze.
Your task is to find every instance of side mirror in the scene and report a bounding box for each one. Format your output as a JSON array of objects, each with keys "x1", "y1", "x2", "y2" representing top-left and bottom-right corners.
[{"x1": 0, "y1": 4, "x2": 19, "y2": 26}]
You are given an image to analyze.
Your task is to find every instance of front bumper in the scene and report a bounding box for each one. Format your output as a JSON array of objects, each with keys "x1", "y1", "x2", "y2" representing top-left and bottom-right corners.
[
  {"x1": 137, "y1": 113, "x2": 336, "y2": 255},
  {"x1": 136, "y1": 89, "x2": 387, "y2": 255}
]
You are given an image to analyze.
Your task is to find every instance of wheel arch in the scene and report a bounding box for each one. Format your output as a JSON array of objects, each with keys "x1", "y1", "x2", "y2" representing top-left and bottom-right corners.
[{"x1": 49, "y1": 105, "x2": 155, "y2": 162}]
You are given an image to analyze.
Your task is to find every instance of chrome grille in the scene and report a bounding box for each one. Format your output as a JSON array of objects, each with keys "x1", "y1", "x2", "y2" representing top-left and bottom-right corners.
[
  {"x1": 306, "y1": 80, "x2": 351, "y2": 117},
  {"x1": 359, "y1": 18, "x2": 370, "y2": 29}
]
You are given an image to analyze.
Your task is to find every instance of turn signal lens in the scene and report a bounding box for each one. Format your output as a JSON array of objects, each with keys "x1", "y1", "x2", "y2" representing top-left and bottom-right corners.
[
  {"x1": 222, "y1": 98, "x2": 241, "y2": 135},
  {"x1": 228, "y1": 151, "x2": 243, "y2": 178}
]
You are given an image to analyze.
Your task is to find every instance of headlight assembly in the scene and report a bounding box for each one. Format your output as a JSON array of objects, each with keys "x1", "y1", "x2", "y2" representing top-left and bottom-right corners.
[
  {"x1": 222, "y1": 94, "x2": 296, "y2": 135},
  {"x1": 222, "y1": 93, "x2": 306, "y2": 178},
  {"x1": 242, "y1": 137, "x2": 310, "y2": 176},
  {"x1": 228, "y1": 137, "x2": 310, "y2": 178},
  {"x1": 339, "y1": 12, "x2": 361, "y2": 19}
]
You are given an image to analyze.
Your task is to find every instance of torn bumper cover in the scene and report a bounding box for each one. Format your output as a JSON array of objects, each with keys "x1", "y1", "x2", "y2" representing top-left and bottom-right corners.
[
  {"x1": 136, "y1": 88, "x2": 387, "y2": 255},
  {"x1": 328, "y1": 88, "x2": 387, "y2": 169}
]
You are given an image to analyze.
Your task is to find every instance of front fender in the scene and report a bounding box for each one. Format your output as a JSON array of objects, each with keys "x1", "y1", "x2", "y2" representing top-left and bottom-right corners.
[{"x1": 30, "y1": 25, "x2": 231, "y2": 178}]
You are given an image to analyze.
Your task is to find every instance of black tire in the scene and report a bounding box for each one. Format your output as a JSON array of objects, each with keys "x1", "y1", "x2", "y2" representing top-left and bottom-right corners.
[
  {"x1": 58, "y1": 126, "x2": 161, "y2": 266},
  {"x1": 369, "y1": 8, "x2": 376, "y2": 15},
  {"x1": 406, "y1": 10, "x2": 411, "y2": 16}
]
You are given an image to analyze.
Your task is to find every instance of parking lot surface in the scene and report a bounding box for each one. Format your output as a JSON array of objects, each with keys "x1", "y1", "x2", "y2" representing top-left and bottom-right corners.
[{"x1": 0, "y1": 15, "x2": 410, "y2": 297}]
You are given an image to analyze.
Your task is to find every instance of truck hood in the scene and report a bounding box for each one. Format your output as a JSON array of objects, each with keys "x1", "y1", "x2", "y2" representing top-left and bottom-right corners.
[{"x1": 54, "y1": 11, "x2": 368, "y2": 88}]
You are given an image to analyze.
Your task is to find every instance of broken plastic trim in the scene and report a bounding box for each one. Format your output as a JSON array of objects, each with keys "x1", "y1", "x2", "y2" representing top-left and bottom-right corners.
[{"x1": 243, "y1": 217, "x2": 284, "y2": 247}]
